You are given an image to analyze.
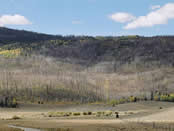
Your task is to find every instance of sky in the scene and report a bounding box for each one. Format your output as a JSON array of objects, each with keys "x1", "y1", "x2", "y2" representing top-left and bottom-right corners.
[{"x1": 0, "y1": 0, "x2": 174, "y2": 36}]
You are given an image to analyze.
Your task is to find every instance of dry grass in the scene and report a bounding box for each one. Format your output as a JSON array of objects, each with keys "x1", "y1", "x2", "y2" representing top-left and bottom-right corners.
[
  {"x1": 42, "y1": 122, "x2": 174, "y2": 131},
  {"x1": 5, "y1": 121, "x2": 174, "y2": 131}
]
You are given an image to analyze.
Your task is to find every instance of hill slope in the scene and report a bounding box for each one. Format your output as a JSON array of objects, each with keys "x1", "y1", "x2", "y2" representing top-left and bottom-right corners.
[
  {"x1": 0, "y1": 28, "x2": 174, "y2": 104},
  {"x1": 1, "y1": 28, "x2": 174, "y2": 72},
  {"x1": 0, "y1": 27, "x2": 59, "y2": 44}
]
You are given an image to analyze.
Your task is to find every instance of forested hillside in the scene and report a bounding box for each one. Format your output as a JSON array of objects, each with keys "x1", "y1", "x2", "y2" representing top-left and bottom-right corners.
[
  {"x1": 1, "y1": 27, "x2": 174, "y2": 71},
  {"x1": 0, "y1": 27, "x2": 174, "y2": 106},
  {"x1": 0, "y1": 27, "x2": 59, "y2": 44}
]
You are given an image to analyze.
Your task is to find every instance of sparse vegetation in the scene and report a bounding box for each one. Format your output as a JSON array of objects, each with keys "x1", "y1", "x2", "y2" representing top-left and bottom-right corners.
[{"x1": 47, "y1": 111, "x2": 118, "y2": 118}]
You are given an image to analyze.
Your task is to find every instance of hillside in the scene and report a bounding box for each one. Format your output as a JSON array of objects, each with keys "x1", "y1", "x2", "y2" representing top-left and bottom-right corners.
[
  {"x1": 0, "y1": 27, "x2": 59, "y2": 44},
  {"x1": 0, "y1": 28, "x2": 174, "y2": 72},
  {"x1": 0, "y1": 28, "x2": 174, "y2": 105}
]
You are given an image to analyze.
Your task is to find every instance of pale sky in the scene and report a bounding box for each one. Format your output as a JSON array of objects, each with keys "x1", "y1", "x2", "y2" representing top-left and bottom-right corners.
[{"x1": 0, "y1": 0, "x2": 174, "y2": 36}]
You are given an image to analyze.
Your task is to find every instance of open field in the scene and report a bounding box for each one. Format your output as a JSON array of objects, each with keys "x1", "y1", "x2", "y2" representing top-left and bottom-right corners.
[
  {"x1": 1, "y1": 101, "x2": 174, "y2": 119},
  {"x1": 1, "y1": 101, "x2": 174, "y2": 131}
]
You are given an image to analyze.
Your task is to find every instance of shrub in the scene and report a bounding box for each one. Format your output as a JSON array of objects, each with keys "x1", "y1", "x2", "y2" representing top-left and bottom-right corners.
[
  {"x1": 82, "y1": 111, "x2": 94, "y2": 116},
  {"x1": 88, "y1": 111, "x2": 92, "y2": 115},
  {"x1": 83, "y1": 112, "x2": 88, "y2": 115},
  {"x1": 48, "y1": 112, "x2": 66, "y2": 117},
  {"x1": 109, "y1": 100, "x2": 119, "y2": 106},
  {"x1": 73, "y1": 112, "x2": 81, "y2": 116},
  {"x1": 119, "y1": 98, "x2": 127, "y2": 104},
  {"x1": 64, "y1": 112, "x2": 72, "y2": 117},
  {"x1": 11, "y1": 115, "x2": 21, "y2": 120},
  {"x1": 96, "y1": 111, "x2": 104, "y2": 117},
  {"x1": 129, "y1": 96, "x2": 136, "y2": 102}
]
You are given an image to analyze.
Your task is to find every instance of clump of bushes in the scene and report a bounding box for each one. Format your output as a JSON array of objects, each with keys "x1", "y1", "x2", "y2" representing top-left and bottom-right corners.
[
  {"x1": 96, "y1": 111, "x2": 114, "y2": 117},
  {"x1": 73, "y1": 112, "x2": 81, "y2": 116},
  {"x1": 109, "y1": 100, "x2": 119, "y2": 107},
  {"x1": 64, "y1": 112, "x2": 72, "y2": 117},
  {"x1": 96, "y1": 112, "x2": 103, "y2": 117},
  {"x1": 104, "y1": 111, "x2": 113, "y2": 116},
  {"x1": 129, "y1": 96, "x2": 137, "y2": 102},
  {"x1": 38, "y1": 101, "x2": 44, "y2": 104},
  {"x1": 83, "y1": 111, "x2": 92, "y2": 116},
  {"x1": 96, "y1": 111, "x2": 105, "y2": 117},
  {"x1": 47, "y1": 111, "x2": 117, "y2": 118},
  {"x1": 11, "y1": 115, "x2": 21, "y2": 120},
  {"x1": 83, "y1": 112, "x2": 88, "y2": 115},
  {"x1": 159, "y1": 107, "x2": 163, "y2": 109},
  {"x1": 48, "y1": 112, "x2": 73, "y2": 117},
  {"x1": 87, "y1": 111, "x2": 92, "y2": 115},
  {"x1": 48, "y1": 111, "x2": 95, "y2": 117},
  {"x1": 119, "y1": 98, "x2": 127, "y2": 104}
]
